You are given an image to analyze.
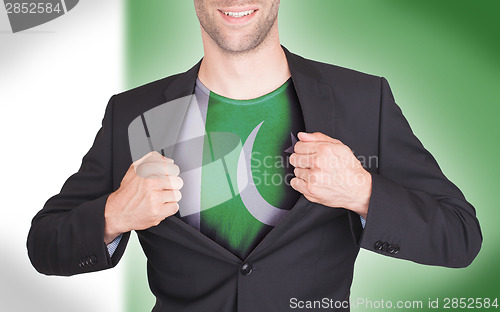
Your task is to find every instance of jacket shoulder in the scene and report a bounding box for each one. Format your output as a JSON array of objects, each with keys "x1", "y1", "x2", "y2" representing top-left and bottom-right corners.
[
  {"x1": 291, "y1": 52, "x2": 382, "y2": 88},
  {"x1": 113, "y1": 73, "x2": 183, "y2": 105}
]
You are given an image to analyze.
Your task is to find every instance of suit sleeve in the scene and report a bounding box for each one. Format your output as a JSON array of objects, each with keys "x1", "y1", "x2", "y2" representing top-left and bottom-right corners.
[
  {"x1": 353, "y1": 77, "x2": 482, "y2": 268},
  {"x1": 27, "y1": 95, "x2": 130, "y2": 276}
]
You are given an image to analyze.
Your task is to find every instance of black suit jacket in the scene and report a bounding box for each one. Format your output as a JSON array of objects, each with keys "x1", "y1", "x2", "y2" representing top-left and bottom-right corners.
[{"x1": 27, "y1": 46, "x2": 482, "y2": 311}]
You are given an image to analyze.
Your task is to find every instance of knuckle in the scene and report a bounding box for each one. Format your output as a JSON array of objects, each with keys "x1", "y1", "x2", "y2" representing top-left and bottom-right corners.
[
  {"x1": 153, "y1": 216, "x2": 163, "y2": 226},
  {"x1": 173, "y1": 190, "x2": 182, "y2": 202},
  {"x1": 306, "y1": 182, "x2": 317, "y2": 197},
  {"x1": 173, "y1": 164, "x2": 181, "y2": 175},
  {"x1": 340, "y1": 145, "x2": 352, "y2": 155},
  {"x1": 317, "y1": 144, "x2": 328, "y2": 154},
  {"x1": 299, "y1": 158, "x2": 306, "y2": 168},
  {"x1": 312, "y1": 156, "x2": 322, "y2": 168},
  {"x1": 135, "y1": 164, "x2": 150, "y2": 178},
  {"x1": 166, "y1": 163, "x2": 180, "y2": 176},
  {"x1": 295, "y1": 155, "x2": 304, "y2": 167},
  {"x1": 166, "y1": 202, "x2": 179, "y2": 215},
  {"x1": 294, "y1": 142, "x2": 303, "y2": 153},
  {"x1": 137, "y1": 162, "x2": 151, "y2": 171},
  {"x1": 309, "y1": 170, "x2": 318, "y2": 184},
  {"x1": 163, "y1": 190, "x2": 173, "y2": 202},
  {"x1": 147, "y1": 151, "x2": 163, "y2": 163},
  {"x1": 162, "y1": 176, "x2": 174, "y2": 189},
  {"x1": 321, "y1": 144, "x2": 334, "y2": 156},
  {"x1": 148, "y1": 151, "x2": 161, "y2": 161},
  {"x1": 305, "y1": 194, "x2": 318, "y2": 203},
  {"x1": 175, "y1": 176, "x2": 184, "y2": 189},
  {"x1": 141, "y1": 177, "x2": 156, "y2": 188},
  {"x1": 331, "y1": 138, "x2": 342, "y2": 145}
]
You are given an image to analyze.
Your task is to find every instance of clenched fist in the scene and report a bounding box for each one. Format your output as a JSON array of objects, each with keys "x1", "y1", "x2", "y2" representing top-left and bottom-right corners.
[
  {"x1": 289, "y1": 132, "x2": 372, "y2": 219},
  {"x1": 103, "y1": 151, "x2": 184, "y2": 244}
]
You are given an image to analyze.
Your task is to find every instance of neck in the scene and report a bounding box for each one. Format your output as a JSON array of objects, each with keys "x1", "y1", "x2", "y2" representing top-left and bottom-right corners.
[{"x1": 197, "y1": 25, "x2": 291, "y2": 100}]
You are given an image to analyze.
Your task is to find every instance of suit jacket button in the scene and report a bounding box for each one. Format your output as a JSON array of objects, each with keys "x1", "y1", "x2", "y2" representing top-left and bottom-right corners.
[
  {"x1": 381, "y1": 242, "x2": 389, "y2": 252},
  {"x1": 240, "y1": 263, "x2": 253, "y2": 276},
  {"x1": 393, "y1": 245, "x2": 400, "y2": 254},
  {"x1": 374, "y1": 241, "x2": 383, "y2": 250},
  {"x1": 89, "y1": 256, "x2": 97, "y2": 265},
  {"x1": 387, "y1": 244, "x2": 395, "y2": 254}
]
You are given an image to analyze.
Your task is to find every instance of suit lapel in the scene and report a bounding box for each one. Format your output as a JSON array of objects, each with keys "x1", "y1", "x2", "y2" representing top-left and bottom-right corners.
[
  {"x1": 163, "y1": 59, "x2": 201, "y2": 101},
  {"x1": 283, "y1": 46, "x2": 336, "y2": 137},
  {"x1": 155, "y1": 47, "x2": 337, "y2": 261},
  {"x1": 244, "y1": 47, "x2": 338, "y2": 258}
]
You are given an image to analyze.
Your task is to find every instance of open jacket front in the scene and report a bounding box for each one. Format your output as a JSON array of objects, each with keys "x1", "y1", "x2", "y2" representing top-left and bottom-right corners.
[{"x1": 27, "y1": 46, "x2": 482, "y2": 312}]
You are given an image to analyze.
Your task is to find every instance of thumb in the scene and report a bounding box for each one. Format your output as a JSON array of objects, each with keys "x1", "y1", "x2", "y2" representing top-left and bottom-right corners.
[
  {"x1": 298, "y1": 131, "x2": 340, "y2": 143},
  {"x1": 133, "y1": 151, "x2": 173, "y2": 167},
  {"x1": 129, "y1": 151, "x2": 171, "y2": 176}
]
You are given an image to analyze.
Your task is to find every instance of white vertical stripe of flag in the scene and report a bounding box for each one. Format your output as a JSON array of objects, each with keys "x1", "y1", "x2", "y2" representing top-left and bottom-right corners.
[{"x1": 0, "y1": 1, "x2": 124, "y2": 312}]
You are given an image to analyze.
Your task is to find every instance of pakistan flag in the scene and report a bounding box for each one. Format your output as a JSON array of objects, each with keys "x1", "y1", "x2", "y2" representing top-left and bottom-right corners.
[{"x1": 198, "y1": 78, "x2": 305, "y2": 260}]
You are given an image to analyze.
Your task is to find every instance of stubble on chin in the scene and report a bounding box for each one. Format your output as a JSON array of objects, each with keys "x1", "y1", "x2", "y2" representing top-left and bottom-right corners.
[{"x1": 196, "y1": 1, "x2": 280, "y2": 55}]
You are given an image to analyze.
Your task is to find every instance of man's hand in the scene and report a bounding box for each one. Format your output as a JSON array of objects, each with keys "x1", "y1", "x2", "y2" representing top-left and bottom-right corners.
[
  {"x1": 103, "y1": 151, "x2": 184, "y2": 244},
  {"x1": 289, "y1": 132, "x2": 372, "y2": 219}
]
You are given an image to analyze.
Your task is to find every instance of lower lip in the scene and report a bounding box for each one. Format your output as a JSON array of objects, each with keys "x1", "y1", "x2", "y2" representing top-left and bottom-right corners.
[{"x1": 218, "y1": 10, "x2": 258, "y2": 24}]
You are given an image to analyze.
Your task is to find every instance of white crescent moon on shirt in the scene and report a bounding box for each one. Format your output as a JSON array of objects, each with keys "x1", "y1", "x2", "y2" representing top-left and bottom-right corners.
[{"x1": 237, "y1": 121, "x2": 290, "y2": 226}]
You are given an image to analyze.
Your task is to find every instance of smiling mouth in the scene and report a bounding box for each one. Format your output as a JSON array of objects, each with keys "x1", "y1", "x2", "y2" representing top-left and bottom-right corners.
[{"x1": 219, "y1": 9, "x2": 257, "y2": 18}]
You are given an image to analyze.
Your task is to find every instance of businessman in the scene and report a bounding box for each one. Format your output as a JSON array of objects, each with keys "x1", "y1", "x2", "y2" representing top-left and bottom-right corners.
[{"x1": 27, "y1": 1, "x2": 482, "y2": 311}]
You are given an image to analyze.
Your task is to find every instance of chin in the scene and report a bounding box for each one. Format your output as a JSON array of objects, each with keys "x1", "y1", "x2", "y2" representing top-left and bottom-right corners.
[{"x1": 219, "y1": 36, "x2": 262, "y2": 54}]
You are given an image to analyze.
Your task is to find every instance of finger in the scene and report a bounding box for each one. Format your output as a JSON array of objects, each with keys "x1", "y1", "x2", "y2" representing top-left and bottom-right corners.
[
  {"x1": 143, "y1": 155, "x2": 174, "y2": 164},
  {"x1": 294, "y1": 167, "x2": 325, "y2": 186},
  {"x1": 141, "y1": 153, "x2": 175, "y2": 166},
  {"x1": 295, "y1": 140, "x2": 345, "y2": 155},
  {"x1": 124, "y1": 152, "x2": 158, "y2": 183},
  {"x1": 290, "y1": 176, "x2": 305, "y2": 192},
  {"x1": 160, "y1": 175, "x2": 184, "y2": 190},
  {"x1": 124, "y1": 153, "x2": 161, "y2": 183},
  {"x1": 293, "y1": 167, "x2": 310, "y2": 181},
  {"x1": 165, "y1": 163, "x2": 180, "y2": 176},
  {"x1": 294, "y1": 140, "x2": 333, "y2": 154},
  {"x1": 161, "y1": 202, "x2": 180, "y2": 217},
  {"x1": 293, "y1": 140, "x2": 316, "y2": 154},
  {"x1": 289, "y1": 153, "x2": 316, "y2": 168},
  {"x1": 165, "y1": 158, "x2": 174, "y2": 163},
  {"x1": 297, "y1": 131, "x2": 342, "y2": 144},
  {"x1": 133, "y1": 151, "x2": 174, "y2": 169},
  {"x1": 290, "y1": 177, "x2": 320, "y2": 203},
  {"x1": 158, "y1": 190, "x2": 182, "y2": 203},
  {"x1": 136, "y1": 162, "x2": 180, "y2": 178},
  {"x1": 133, "y1": 151, "x2": 161, "y2": 167},
  {"x1": 290, "y1": 177, "x2": 314, "y2": 196}
]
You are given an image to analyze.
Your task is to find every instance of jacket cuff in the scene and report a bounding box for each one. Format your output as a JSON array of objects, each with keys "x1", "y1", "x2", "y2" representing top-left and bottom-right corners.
[{"x1": 70, "y1": 193, "x2": 114, "y2": 273}]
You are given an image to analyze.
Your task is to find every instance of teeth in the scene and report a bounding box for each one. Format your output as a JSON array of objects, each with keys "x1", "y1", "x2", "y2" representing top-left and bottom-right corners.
[{"x1": 222, "y1": 10, "x2": 255, "y2": 18}]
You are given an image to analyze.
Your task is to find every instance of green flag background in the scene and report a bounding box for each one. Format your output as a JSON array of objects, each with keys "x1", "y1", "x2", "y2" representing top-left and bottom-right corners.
[{"x1": 124, "y1": 1, "x2": 499, "y2": 311}]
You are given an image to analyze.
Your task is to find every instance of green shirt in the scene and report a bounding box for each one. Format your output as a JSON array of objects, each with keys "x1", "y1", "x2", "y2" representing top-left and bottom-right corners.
[{"x1": 195, "y1": 78, "x2": 305, "y2": 260}]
